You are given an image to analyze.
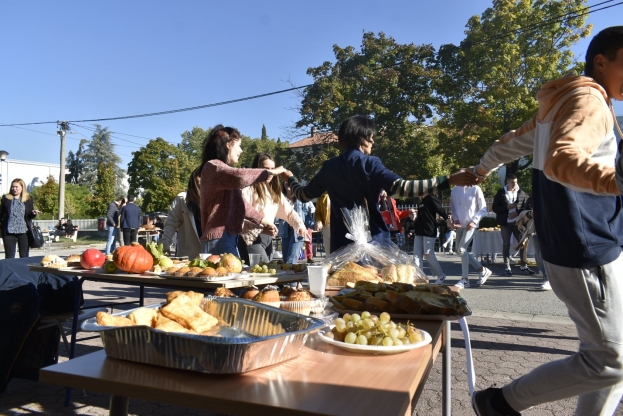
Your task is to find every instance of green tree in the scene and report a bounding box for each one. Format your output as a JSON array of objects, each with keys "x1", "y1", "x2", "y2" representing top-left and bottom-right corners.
[
  {"x1": 64, "y1": 184, "x2": 92, "y2": 218},
  {"x1": 66, "y1": 139, "x2": 88, "y2": 184},
  {"x1": 295, "y1": 32, "x2": 443, "y2": 179},
  {"x1": 261, "y1": 125, "x2": 268, "y2": 140},
  {"x1": 80, "y1": 124, "x2": 126, "y2": 194},
  {"x1": 238, "y1": 135, "x2": 291, "y2": 168},
  {"x1": 127, "y1": 138, "x2": 191, "y2": 213},
  {"x1": 87, "y1": 162, "x2": 116, "y2": 218},
  {"x1": 30, "y1": 176, "x2": 59, "y2": 219},
  {"x1": 434, "y1": 0, "x2": 591, "y2": 172},
  {"x1": 178, "y1": 126, "x2": 208, "y2": 170}
]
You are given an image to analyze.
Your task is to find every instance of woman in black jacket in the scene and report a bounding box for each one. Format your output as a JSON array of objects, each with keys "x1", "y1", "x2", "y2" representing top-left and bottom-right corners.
[
  {"x1": 0, "y1": 178, "x2": 40, "y2": 258},
  {"x1": 414, "y1": 193, "x2": 450, "y2": 284}
]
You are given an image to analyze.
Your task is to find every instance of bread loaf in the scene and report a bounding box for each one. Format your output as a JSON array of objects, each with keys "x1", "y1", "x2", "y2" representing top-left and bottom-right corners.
[{"x1": 326, "y1": 269, "x2": 378, "y2": 286}]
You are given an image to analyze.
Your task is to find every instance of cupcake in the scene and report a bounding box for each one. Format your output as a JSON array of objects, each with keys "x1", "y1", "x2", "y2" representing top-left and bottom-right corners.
[
  {"x1": 215, "y1": 266, "x2": 230, "y2": 277},
  {"x1": 185, "y1": 267, "x2": 204, "y2": 277},
  {"x1": 252, "y1": 285, "x2": 281, "y2": 308},
  {"x1": 280, "y1": 289, "x2": 314, "y2": 315},
  {"x1": 280, "y1": 286, "x2": 296, "y2": 297},
  {"x1": 199, "y1": 267, "x2": 217, "y2": 277},
  {"x1": 175, "y1": 266, "x2": 191, "y2": 277},
  {"x1": 214, "y1": 287, "x2": 237, "y2": 298},
  {"x1": 240, "y1": 285, "x2": 260, "y2": 300}
]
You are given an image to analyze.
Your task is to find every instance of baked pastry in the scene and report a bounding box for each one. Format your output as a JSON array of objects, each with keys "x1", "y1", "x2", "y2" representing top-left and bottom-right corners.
[
  {"x1": 176, "y1": 266, "x2": 191, "y2": 275},
  {"x1": 65, "y1": 254, "x2": 81, "y2": 266},
  {"x1": 41, "y1": 255, "x2": 67, "y2": 269},
  {"x1": 280, "y1": 286, "x2": 296, "y2": 297},
  {"x1": 240, "y1": 285, "x2": 260, "y2": 300},
  {"x1": 252, "y1": 285, "x2": 280, "y2": 303},
  {"x1": 286, "y1": 290, "x2": 312, "y2": 302},
  {"x1": 199, "y1": 267, "x2": 217, "y2": 276},
  {"x1": 215, "y1": 266, "x2": 229, "y2": 276},
  {"x1": 186, "y1": 266, "x2": 203, "y2": 277},
  {"x1": 166, "y1": 290, "x2": 204, "y2": 305},
  {"x1": 214, "y1": 287, "x2": 236, "y2": 298}
]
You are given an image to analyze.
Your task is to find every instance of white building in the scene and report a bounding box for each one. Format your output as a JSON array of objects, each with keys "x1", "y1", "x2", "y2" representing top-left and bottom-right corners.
[{"x1": 0, "y1": 154, "x2": 64, "y2": 196}]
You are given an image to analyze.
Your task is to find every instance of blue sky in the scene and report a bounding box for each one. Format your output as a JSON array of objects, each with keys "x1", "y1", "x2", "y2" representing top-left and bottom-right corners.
[{"x1": 0, "y1": 1, "x2": 621, "y2": 168}]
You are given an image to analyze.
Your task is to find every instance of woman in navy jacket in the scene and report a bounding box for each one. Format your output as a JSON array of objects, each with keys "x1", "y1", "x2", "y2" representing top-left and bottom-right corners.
[
  {"x1": 0, "y1": 178, "x2": 40, "y2": 258},
  {"x1": 284, "y1": 115, "x2": 477, "y2": 252}
]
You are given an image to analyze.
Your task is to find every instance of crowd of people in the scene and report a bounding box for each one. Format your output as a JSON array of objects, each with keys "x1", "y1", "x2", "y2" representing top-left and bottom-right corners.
[{"x1": 1, "y1": 24, "x2": 622, "y2": 416}]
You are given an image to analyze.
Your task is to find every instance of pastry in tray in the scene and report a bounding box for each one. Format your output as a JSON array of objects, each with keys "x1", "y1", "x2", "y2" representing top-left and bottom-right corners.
[
  {"x1": 40, "y1": 254, "x2": 67, "y2": 269},
  {"x1": 65, "y1": 254, "x2": 82, "y2": 267}
]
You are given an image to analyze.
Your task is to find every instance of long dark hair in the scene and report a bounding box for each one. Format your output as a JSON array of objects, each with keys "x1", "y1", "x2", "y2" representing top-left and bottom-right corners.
[
  {"x1": 201, "y1": 125, "x2": 241, "y2": 167},
  {"x1": 250, "y1": 153, "x2": 281, "y2": 206},
  {"x1": 186, "y1": 167, "x2": 202, "y2": 213}
]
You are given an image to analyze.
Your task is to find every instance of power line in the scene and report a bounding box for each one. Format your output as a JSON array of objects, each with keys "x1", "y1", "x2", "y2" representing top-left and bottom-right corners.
[
  {"x1": 0, "y1": 124, "x2": 57, "y2": 136},
  {"x1": 71, "y1": 123, "x2": 146, "y2": 147},
  {"x1": 468, "y1": 0, "x2": 622, "y2": 46},
  {"x1": 0, "y1": 85, "x2": 310, "y2": 127}
]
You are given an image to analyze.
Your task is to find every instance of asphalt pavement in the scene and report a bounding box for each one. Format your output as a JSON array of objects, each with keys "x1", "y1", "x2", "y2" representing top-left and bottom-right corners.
[{"x1": 0, "y1": 243, "x2": 620, "y2": 415}]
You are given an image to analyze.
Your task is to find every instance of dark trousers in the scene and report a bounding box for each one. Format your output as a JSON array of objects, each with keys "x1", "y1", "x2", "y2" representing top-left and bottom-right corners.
[
  {"x1": 122, "y1": 228, "x2": 138, "y2": 245},
  {"x1": 2, "y1": 233, "x2": 30, "y2": 258},
  {"x1": 501, "y1": 223, "x2": 526, "y2": 269}
]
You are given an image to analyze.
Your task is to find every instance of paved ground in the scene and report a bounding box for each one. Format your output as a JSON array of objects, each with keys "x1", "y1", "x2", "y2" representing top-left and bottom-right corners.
[{"x1": 1, "y1": 244, "x2": 621, "y2": 415}]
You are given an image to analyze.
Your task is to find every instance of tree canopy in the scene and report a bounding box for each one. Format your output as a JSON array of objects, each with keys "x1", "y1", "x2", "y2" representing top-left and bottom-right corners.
[{"x1": 80, "y1": 124, "x2": 126, "y2": 194}]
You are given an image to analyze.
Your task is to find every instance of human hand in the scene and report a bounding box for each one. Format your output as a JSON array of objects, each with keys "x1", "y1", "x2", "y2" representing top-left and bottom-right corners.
[
  {"x1": 268, "y1": 166, "x2": 287, "y2": 176},
  {"x1": 262, "y1": 223, "x2": 279, "y2": 236},
  {"x1": 296, "y1": 227, "x2": 307, "y2": 238},
  {"x1": 448, "y1": 168, "x2": 479, "y2": 186},
  {"x1": 507, "y1": 203, "x2": 517, "y2": 209},
  {"x1": 280, "y1": 170, "x2": 294, "y2": 180},
  {"x1": 32, "y1": 210, "x2": 41, "y2": 215},
  {"x1": 466, "y1": 221, "x2": 476, "y2": 231},
  {"x1": 315, "y1": 221, "x2": 323, "y2": 231},
  {"x1": 508, "y1": 212, "x2": 519, "y2": 220}
]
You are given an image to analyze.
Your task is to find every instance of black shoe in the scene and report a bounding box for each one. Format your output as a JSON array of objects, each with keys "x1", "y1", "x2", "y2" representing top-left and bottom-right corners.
[
  {"x1": 521, "y1": 267, "x2": 535, "y2": 275},
  {"x1": 472, "y1": 388, "x2": 520, "y2": 416},
  {"x1": 504, "y1": 269, "x2": 513, "y2": 276}
]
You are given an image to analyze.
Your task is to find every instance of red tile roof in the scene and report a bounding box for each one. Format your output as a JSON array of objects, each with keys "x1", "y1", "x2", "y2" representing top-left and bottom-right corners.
[{"x1": 289, "y1": 132, "x2": 338, "y2": 148}]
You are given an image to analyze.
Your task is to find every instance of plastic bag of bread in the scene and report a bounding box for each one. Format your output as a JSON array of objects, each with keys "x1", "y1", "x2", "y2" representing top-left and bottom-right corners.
[{"x1": 321, "y1": 205, "x2": 427, "y2": 287}]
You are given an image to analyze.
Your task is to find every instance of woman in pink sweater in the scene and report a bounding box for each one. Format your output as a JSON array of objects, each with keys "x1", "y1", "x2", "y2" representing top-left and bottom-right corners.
[{"x1": 200, "y1": 125, "x2": 286, "y2": 255}]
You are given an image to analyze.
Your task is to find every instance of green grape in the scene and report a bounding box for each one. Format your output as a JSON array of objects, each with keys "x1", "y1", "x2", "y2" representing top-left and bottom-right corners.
[
  {"x1": 335, "y1": 322, "x2": 347, "y2": 334},
  {"x1": 409, "y1": 330, "x2": 423, "y2": 343},
  {"x1": 326, "y1": 332, "x2": 335, "y2": 339},
  {"x1": 379, "y1": 312, "x2": 391, "y2": 323},
  {"x1": 370, "y1": 315, "x2": 379, "y2": 324},
  {"x1": 362, "y1": 318, "x2": 375, "y2": 330},
  {"x1": 334, "y1": 318, "x2": 345, "y2": 327},
  {"x1": 401, "y1": 337, "x2": 410, "y2": 345},
  {"x1": 382, "y1": 337, "x2": 394, "y2": 347},
  {"x1": 370, "y1": 336, "x2": 383, "y2": 346},
  {"x1": 346, "y1": 321, "x2": 357, "y2": 332},
  {"x1": 361, "y1": 311, "x2": 371, "y2": 319},
  {"x1": 344, "y1": 332, "x2": 357, "y2": 344},
  {"x1": 406, "y1": 325, "x2": 417, "y2": 334},
  {"x1": 362, "y1": 331, "x2": 373, "y2": 340},
  {"x1": 356, "y1": 335, "x2": 368, "y2": 345},
  {"x1": 388, "y1": 328, "x2": 399, "y2": 340},
  {"x1": 350, "y1": 313, "x2": 361, "y2": 323},
  {"x1": 269, "y1": 269, "x2": 276, "y2": 274},
  {"x1": 397, "y1": 327, "x2": 406, "y2": 339},
  {"x1": 388, "y1": 322, "x2": 397, "y2": 329},
  {"x1": 355, "y1": 320, "x2": 364, "y2": 329},
  {"x1": 342, "y1": 313, "x2": 351, "y2": 322},
  {"x1": 393, "y1": 338, "x2": 404, "y2": 346}
]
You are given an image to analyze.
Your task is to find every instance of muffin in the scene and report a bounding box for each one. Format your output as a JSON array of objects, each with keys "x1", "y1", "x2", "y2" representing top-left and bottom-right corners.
[
  {"x1": 280, "y1": 289, "x2": 314, "y2": 315},
  {"x1": 215, "y1": 266, "x2": 230, "y2": 277},
  {"x1": 199, "y1": 267, "x2": 217, "y2": 277},
  {"x1": 240, "y1": 285, "x2": 260, "y2": 300},
  {"x1": 175, "y1": 266, "x2": 191, "y2": 277},
  {"x1": 280, "y1": 286, "x2": 296, "y2": 297},
  {"x1": 252, "y1": 285, "x2": 281, "y2": 308},
  {"x1": 214, "y1": 287, "x2": 236, "y2": 298},
  {"x1": 185, "y1": 267, "x2": 204, "y2": 277}
]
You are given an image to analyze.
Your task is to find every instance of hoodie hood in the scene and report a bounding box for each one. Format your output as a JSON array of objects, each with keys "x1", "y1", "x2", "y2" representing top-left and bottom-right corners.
[{"x1": 535, "y1": 74, "x2": 609, "y2": 119}]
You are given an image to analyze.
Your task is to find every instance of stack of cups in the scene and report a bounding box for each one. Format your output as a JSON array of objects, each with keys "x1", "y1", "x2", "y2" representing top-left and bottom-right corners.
[{"x1": 307, "y1": 264, "x2": 329, "y2": 297}]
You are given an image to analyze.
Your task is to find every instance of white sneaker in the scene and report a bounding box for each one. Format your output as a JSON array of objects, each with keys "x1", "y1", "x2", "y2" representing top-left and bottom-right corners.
[
  {"x1": 442, "y1": 242, "x2": 448, "y2": 249},
  {"x1": 540, "y1": 280, "x2": 552, "y2": 291},
  {"x1": 448, "y1": 250, "x2": 455, "y2": 255},
  {"x1": 477, "y1": 267, "x2": 492, "y2": 286},
  {"x1": 434, "y1": 275, "x2": 446, "y2": 285},
  {"x1": 455, "y1": 278, "x2": 470, "y2": 289}
]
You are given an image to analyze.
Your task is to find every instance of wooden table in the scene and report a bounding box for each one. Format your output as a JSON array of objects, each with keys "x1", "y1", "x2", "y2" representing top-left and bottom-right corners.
[{"x1": 41, "y1": 319, "x2": 448, "y2": 416}]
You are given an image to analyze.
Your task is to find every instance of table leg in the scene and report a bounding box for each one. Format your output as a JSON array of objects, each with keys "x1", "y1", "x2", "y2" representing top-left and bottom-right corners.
[
  {"x1": 442, "y1": 320, "x2": 451, "y2": 416},
  {"x1": 109, "y1": 395, "x2": 129, "y2": 416},
  {"x1": 65, "y1": 276, "x2": 85, "y2": 406}
]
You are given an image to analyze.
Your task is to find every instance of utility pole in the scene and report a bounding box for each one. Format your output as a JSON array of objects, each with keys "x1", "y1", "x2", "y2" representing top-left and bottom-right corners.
[{"x1": 57, "y1": 121, "x2": 69, "y2": 220}]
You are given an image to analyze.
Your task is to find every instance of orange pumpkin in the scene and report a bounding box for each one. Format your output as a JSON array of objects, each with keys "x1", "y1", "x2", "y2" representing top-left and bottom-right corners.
[{"x1": 113, "y1": 242, "x2": 153, "y2": 273}]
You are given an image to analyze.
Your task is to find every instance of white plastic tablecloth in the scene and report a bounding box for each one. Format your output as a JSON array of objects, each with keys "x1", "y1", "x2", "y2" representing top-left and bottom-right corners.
[{"x1": 471, "y1": 230, "x2": 535, "y2": 256}]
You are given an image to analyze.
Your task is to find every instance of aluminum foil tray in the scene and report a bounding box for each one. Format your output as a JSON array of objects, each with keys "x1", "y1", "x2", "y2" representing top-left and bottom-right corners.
[{"x1": 81, "y1": 297, "x2": 325, "y2": 374}]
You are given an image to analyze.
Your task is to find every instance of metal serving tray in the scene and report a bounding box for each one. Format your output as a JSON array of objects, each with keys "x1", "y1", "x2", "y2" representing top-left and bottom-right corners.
[{"x1": 81, "y1": 297, "x2": 325, "y2": 374}]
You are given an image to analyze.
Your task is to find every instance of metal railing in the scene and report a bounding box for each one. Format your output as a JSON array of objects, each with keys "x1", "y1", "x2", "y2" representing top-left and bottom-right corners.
[{"x1": 34, "y1": 219, "x2": 100, "y2": 231}]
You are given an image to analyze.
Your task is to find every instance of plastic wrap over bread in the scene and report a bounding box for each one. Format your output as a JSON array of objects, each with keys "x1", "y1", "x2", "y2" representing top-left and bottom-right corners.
[{"x1": 320, "y1": 205, "x2": 428, "y2": 286}]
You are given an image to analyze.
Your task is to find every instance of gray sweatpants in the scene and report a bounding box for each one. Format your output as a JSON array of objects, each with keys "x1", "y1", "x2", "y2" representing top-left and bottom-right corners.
[{"x1": 503, "y1": 252, "x2": 623, "y2": 415}]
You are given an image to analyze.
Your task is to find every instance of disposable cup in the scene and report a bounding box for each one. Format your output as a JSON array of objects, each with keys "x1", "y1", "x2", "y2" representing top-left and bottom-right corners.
[
  {"x1": 199, "y1": 253, "x2": 210, "y2": 260},
  {"x1": 307, "y1": 265, "x2": 329, "y2": 297},
  {"x1": 249, "y1": 254, "x2": 262, "y2": 268}
]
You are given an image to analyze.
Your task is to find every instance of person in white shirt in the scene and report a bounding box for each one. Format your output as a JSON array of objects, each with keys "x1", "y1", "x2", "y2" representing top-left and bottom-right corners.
[{"x1": 449, "y1": 185, "x2": 492, "y2": 288}]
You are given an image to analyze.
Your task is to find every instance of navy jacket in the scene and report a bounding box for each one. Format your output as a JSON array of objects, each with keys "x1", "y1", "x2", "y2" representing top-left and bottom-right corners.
[
  {"x1": 120, "y1": 203, "x2": 141, "y2": 229},
  {"x1": 291, "y1": 149, "x2": 400, "y2": 252}
]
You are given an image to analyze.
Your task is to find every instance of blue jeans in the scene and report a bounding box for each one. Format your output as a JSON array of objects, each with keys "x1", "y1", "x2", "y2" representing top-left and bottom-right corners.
[
  {"x1": 201, "y1": 231, "x2": 239, "y2": 256},
  {"x1": 455, "y1": 227, "x2": 482, "y2": 280},
  {"x1": 413, "y1": 235, "x2": 444, "y2": 279},
  {"x1": 105, "y1": 227, "x2": 117, "y2": 255},
  {"x1": 282, "y1": 232, "x2": 304, "y2": 264}
]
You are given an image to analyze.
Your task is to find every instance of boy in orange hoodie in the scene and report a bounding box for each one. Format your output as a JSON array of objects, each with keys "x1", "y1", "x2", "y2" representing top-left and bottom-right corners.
[{"x1": 472, "y1": 26, "x2": 623, "y2": 416}]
